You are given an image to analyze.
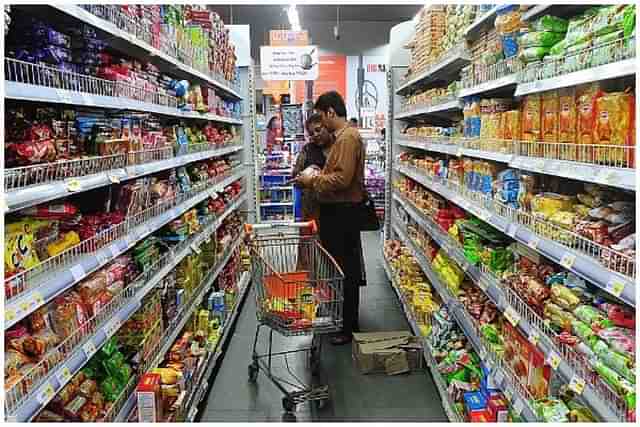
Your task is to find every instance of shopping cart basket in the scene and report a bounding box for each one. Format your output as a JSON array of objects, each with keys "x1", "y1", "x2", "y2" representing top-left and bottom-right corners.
[{"x1": 244, "y1": 221, "x2": 344, "y2": 414}]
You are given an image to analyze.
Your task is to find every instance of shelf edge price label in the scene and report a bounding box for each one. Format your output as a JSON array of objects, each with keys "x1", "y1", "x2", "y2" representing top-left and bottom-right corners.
[
  {"x1": 108, "y1": 174, "x2": 121, "y2": 184},
  {"x1": 528, "y1": 329, "x2": 540, "y2": 347},
  {"x1": 559, "y1": 253, "x2": 576, "y2": 270},
  {"x1": 70, "y1": 264, "x2": 86, "y2": 282},
  {"x1": 83, "y1": 340, "x2": 97, "y2": 358},
  {"x1": 504, "y1": 306, "x2": 520, "y2": 327},
  {"x1": 527, "y1": 236, "x2": 540, "y2": 251},
  {"x1": 191, "y1": 243, "x2": 202, "y2": 255},
  {"x1": 5, "y1": 308, "x2": 16, "y2": 322},
  {"x1": 503, "y1": 387, "x2": 513, "y2": 402},
  {"x1": 456, "y1": 147, "x2": 463, "y2": 157},
  {"x1": 606, "y1": 278, "x2": 625, "y2": 298},
  {"x1": 36, "y1": 382, "x2": 55, "y2": 405},
  {"x1": 109, "y1": 244, "x2": 120, "y2": 258},
  {"x1": 66, "y1": 178, "x2": 82, "y2": 192},
  {"x1": 569, "y1": 375, "x2": 586, "y2": 395},
  {"x1": 506, "y1": 223, "x2": 518, "y2": 238},
  {"x1": 56, "y1": 365, "x2": 72, "y2": 385},
  {"x1": 33, "y1": 291, "x2": 45, "y2": 306},
  {"x1": 546, "y1": 351, "x2": 561, "y2": 370}
]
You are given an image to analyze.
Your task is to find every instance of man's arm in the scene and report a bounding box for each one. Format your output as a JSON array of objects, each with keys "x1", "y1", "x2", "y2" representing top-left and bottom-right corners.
[{"x1": 312, "y1": 132, "x2": 359, "y2": 194}]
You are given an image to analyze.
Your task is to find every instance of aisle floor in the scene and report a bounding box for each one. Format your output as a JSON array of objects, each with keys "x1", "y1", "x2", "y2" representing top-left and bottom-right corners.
[{"x1": 199, "y1": 231, "x2": 448, "y2": 422}]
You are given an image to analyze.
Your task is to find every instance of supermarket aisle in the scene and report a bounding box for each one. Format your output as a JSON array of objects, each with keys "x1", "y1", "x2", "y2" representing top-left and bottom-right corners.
[{"x1": 198, "y1": 231, "x2": 448, "y2": 422}]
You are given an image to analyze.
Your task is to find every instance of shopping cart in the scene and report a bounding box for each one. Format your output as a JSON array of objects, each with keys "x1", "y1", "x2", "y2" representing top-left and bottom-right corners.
[{"x1": 244, "y1": 221, "x2": 344, "y2": 414}]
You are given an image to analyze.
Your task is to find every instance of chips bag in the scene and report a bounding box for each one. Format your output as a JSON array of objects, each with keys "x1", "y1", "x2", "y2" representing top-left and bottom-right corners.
[
  {"x1": 593, "y1": 89, "x2": 634, "y2": 166},
  {"x1": 542, "y1": 91, "x2": 560, "y2": 143}
]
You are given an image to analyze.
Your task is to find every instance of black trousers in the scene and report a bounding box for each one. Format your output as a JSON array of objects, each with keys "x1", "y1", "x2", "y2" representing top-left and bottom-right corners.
[{"x1": 319, "y1": 203, "x2": 362, "y2": 336}]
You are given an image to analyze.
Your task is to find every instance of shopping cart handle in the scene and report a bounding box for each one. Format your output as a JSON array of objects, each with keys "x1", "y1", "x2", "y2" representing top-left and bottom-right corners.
[{"x1": 244, "y1": 220, "x2": 318, "y2": 234}]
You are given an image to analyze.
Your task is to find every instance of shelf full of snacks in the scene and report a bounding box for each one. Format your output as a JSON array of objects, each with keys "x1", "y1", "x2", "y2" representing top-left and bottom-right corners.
[
  {"x1": 387, "y1": 4, "x2": 636, "y2": 423},
  {"x1": 6, "y1": 193, "x2": 248, "y2": 422},
  {"x1": 5, "y1": 4, "x2": 256, "y2": 422},
  {"x1": 19, "y1": 4, "x2": 243, "y2": 99}
]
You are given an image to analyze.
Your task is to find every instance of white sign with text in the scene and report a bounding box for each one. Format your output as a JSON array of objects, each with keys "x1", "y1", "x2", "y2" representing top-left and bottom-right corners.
[{"x1": 260, "y1": 46, "x2": 319, "y2": 81}]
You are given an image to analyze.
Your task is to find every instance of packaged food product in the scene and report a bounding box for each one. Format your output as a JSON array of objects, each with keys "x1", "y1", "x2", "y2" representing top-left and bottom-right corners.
[
  {"x1": 63, "y1": 395, "x2": 87, "y2": 421},
  {"x1": 519, "y1": 31, "x2": 566, "y2": 48},
  {"x1": 78, "y1": 379, "x2": 98, "y2": 398},
  {"x1": 519, "y1": 46, "x2": 551, "y2": 63},
  {"x1": 531, "y1": 15, "x2": 569, "y2": 33},
  {"x1": 521, "y1": 95, "x2": 542, "y2": 142},
  {"x1": 594, "y1": 90, "x2": 634, "y2": 165},
  {"x1": 541, "y1": 91, "x2": 560, "y2": 142},
  {"x1": 79, "y1": 402, "x2": 100, "y2": 422},
  {"x1": 577, "y1": 85, "x2": 601, "y2": 146},
  {"x1": 550, "y1": 284, "x2": 581, "y2": 310}
]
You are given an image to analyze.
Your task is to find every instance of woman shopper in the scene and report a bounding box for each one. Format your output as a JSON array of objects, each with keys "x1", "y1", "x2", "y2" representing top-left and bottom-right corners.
[
  {"x1": 296, "y1": 91, "x2": 365, "y2": 345},
  {"x1": 292, "y1": 113, "x2": 334, "y2": 224}
]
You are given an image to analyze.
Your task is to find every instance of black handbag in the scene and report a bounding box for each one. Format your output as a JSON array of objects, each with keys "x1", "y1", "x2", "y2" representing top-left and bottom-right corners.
[{"x1": 358, "y1": 192, "x2": 380, "y2": 231}]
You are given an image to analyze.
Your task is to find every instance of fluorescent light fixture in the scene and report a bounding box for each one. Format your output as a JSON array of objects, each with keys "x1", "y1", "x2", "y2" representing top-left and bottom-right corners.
[{"x1": 287, "y1": 4, "x2": 301, "y2": 31}]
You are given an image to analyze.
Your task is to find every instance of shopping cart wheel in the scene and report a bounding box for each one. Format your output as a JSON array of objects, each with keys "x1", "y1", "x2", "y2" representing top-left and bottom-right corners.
[
  {"x1": 282, "y1": 397, "x2": 296, "y2": 413},
  {"x1": 248, "y1": 363, "x2": 259, "y2": 383}
]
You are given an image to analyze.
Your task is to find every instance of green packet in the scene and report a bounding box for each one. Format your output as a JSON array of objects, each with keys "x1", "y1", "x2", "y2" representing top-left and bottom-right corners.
[
  {"x1": 519, "y1": 31, "x2": 566, "y2": 48},
  {"x1": 531, "y1": 15, "x2": 569, "y2": 33}
]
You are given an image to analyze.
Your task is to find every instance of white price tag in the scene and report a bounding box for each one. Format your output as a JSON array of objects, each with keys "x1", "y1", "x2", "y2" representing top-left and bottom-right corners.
[
  {"x1": 33, "y1": 291, "x2": 44, "y2": 306},
  {"x1": 56, "y1": 365, "x2": 72, "y2": 385},
  {"x1": 504, "y1": 306, "x2": 521, "y2": 327},
  {"x1": 70, "y1": 264, "x2": 86, "y2": 282},
  {"x1": 109, "y1": 244, "x2": 120, "y2": 258},
  {"x1": 528, "y1": 329, "x2": 540, "y2": 346},
  {"x1": 478, "y1": 347, "x2": 487, "y2": 361},
  {"x1": 456, "y1": 147, "x2": 463, "y2": 157},
  {"x1": 36, "y1": 382, "x2": 55, "y2": 405},
  {"x1": 569, "y1": 375, "x2": 586, "y2": 395},
  {"x1": 527, "y1": 236, "x2": 540, "y2": 250},
  {"x1": 606, "y1": 278, "x2": 625, "y2": 298},
  {"x1": 547, "y1": 351, "x2": 562, "y2": 370},
  {"x1": 534, "y1": 159, "x2": 546, "y2": 171},
  {"x1": 83, "y1": 340, "x2": 97, "y2": 358},
  {"x1": 560, "y1": 253, "x2": 576, "y2": 270},
  {"x1": 5, "y1": 308, "x2": 16, "y2": 322},
  {"x1": 512, "y1": 398, "x2": 525, "y2": 416},
  {"x1": 108, "y1": 174, "x2": 121, "y2": 184},
  {"x1": 191, "y1": 243, "x2": 202, "y2": 255},
  {"x1": 506, "y1": 223, "x2": 519, "y2": 238},
  {"x1": 66, "y1": 178, "x2": 82, "y2": 192}
]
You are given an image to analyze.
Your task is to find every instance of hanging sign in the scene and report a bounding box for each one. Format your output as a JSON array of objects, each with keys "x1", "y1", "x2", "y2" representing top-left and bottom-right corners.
[{"x1": 260, "y1": 46, "x2": 319, "y2": 80}]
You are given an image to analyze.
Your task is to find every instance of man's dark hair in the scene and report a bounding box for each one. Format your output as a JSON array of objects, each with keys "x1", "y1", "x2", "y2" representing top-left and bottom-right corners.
[
  {"x1": 305, "y1": 112, "x2": 323, "y2": 131},
  {"x1": 314, "y1": 91, "x2": 347, "y2": 118},
  {"x1": 349, "y1": 118, "x2": 358, "y2": 125}
]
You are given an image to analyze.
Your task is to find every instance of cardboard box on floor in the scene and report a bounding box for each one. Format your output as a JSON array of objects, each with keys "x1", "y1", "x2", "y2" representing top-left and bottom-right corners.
[{"x1": 352, "y1": 331, "x2": 424, "y2": 375}]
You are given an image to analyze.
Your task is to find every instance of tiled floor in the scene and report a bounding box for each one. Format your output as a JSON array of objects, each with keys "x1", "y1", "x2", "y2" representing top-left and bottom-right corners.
[{"x1": 198, "y1": 231, "x2": 448, "y2": 422}]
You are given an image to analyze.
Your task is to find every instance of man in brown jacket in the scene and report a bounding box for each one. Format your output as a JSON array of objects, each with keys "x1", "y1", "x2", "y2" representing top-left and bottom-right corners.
[{"x1": 296, "y1": 91, "x2": 365, "y2": 345}]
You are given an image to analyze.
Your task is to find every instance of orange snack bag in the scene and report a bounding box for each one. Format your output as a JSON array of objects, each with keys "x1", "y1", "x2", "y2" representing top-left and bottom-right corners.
[
  {"x1": 558, "y1": 88, "x2": 577, "y2": 144},
  {"x1": 576, "y1": 84, "x2": 601, "y2": 146},
  {"x1": 521, "y1": 95, "x2": 542, "y2": 142},
  {"x1": 541, "y1": 91, "x2": 559, "y2": 143},
  {"x1": 594, "y1": 89, "x2": 634, "y2": 166}
]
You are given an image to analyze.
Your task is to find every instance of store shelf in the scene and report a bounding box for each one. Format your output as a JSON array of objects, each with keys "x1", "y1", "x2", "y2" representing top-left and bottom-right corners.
[
  {"x1": 395, "y1": 137, "x2": 635, "y2": 191},
  {"x1": 115, "y1": 244, "x2": 249, "y2": 423},
  {"x1": 5, "y1": 80, "x2": 243, "y2": 125},
  {"x1": 185, "y1": 271, "x2": 251, "y2": 422},
  {"x1": 260, "y1": 186, "x2": 293, "y2": 191},
  {"x1": 5, "y1": 170, "x2": 246, "y2": 330},
  {"x1": 389, "y1": 222, "x2": 539, "y2": 422},
  {"x1": 521, "y1": 4, "x2": 593, "y2": 22},
  {"x1": 458, "y1": 73, "x2": 519, "y2": 98},
  {"x1": 515, "y1": 58, "x2": 636, "y2": 97},
  {"x1": 381, "y1": 258, "x2": 463, "y2": 423},
  {"x1": 5, "y1": 144, "x2": 243, "y2": 213},
  {"x1": 260, "y1": 201, "x2": 293, "y2": 207},
  {"x1": 463, "y1": 6, "x2": 499, "y2": 40},
  {"x1": 393, "y1": 191, "x2": 626, "y2": 422},
  {"x1": 396, "y1": 44, "x2": 471, "y2": 95},
  {"x1": 394, "y1": 163, "x2": 635, "y2": 306},
  {"x1": 5, "y1": 198, "x2": 247, "y2": 422},
  {"x1": 42, "y1": 4, "x2": 242, "y2": 99},
  {"x1": 396, "y1": 99, "x2": 462, "y2": 120}
]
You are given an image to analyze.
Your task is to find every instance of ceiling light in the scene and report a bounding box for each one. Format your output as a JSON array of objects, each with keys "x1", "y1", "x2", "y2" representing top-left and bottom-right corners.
[{"x1": 287, "y1": 4, "x2": 301, "y2": 31}]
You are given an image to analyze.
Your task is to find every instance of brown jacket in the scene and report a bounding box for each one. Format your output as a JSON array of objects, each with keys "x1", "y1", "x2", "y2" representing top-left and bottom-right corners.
[{"x1": 312, "y1": 126, "x2": 365, "y2": 204}]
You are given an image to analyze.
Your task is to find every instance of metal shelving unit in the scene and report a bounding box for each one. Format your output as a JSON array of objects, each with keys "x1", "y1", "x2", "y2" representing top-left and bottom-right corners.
[
  {"x1": 4, "y1": 5, "x2": 257, "y2": 423},
  {"x1": 386, "y1": 5, "x2": 636, "y2": 422}
]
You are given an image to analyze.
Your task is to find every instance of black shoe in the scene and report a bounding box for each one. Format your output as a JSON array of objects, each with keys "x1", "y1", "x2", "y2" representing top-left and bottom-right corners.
[{"x1": 330, "y1": 334, "x2": 352, "y2": 345}]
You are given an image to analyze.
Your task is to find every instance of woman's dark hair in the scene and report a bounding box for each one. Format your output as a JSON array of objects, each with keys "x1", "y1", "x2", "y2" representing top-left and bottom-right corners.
[
  {"x1": 314, "y1": 91, "x2": 347, "y2": 118},
  {"x1": 305, "y1": 112, "x2": 323, "y2": 131},
  {"x1": 266, "y1": 116, "x2": 278, "y2": 130}
]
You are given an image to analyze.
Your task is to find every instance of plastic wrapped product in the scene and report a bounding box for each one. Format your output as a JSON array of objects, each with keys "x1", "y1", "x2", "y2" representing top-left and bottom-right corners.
[
  {"x1": 519, "y1": 46, "x2": 551, "y2": 63},
  {"x1": 594, "y1": 91, "x2": 634, "y2": 162},
  {"x1": 541, "y1": 91, "x2": 560, "y2": 142},
  {"x1": 521, "y1": 94, "x2": 542, "y2": 142},
  {"x1": 597, "y1": 327, "x2": 636, "y2": 357},
  {"x1": 519, "y1": 31, "x2": 566, "y2": 48},
  {"x1": 531, "y1": 15, "x2": 569, "y2": 33},
  {"x1": 577, "y1": 85, "x2": 601, "y2": 146}
]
